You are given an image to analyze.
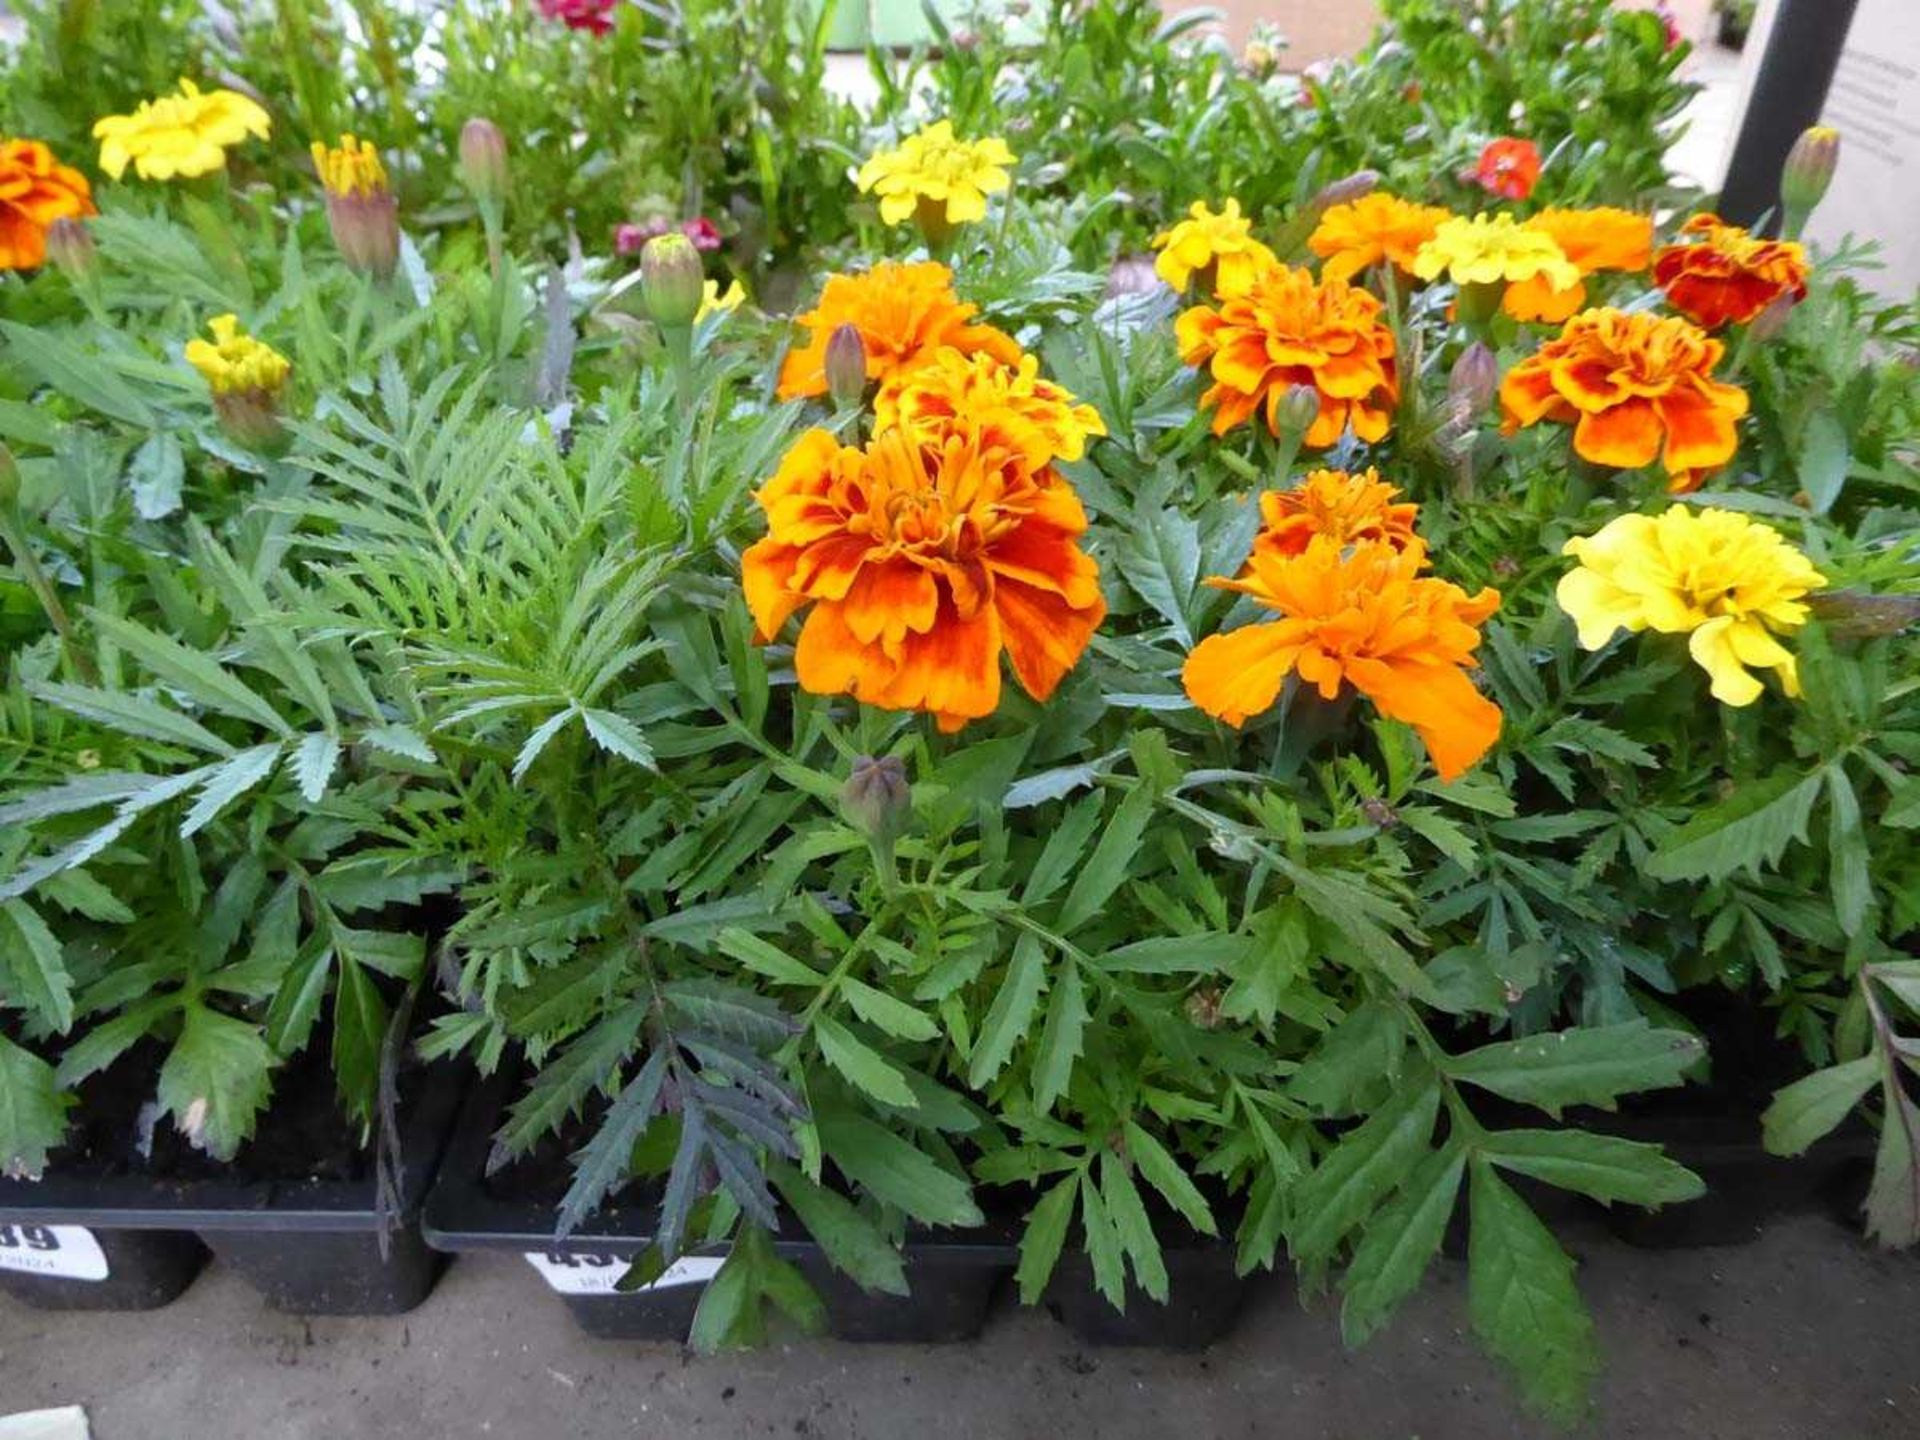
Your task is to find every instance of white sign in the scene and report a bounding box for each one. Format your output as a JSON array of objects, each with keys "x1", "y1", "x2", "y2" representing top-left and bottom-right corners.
[
  {"x1": 521, "y1": 1251, "x2": 723, "y2": 1297},
  {"x1": 0, "y1": 1223, "x2": 109, "y2": 1282}
]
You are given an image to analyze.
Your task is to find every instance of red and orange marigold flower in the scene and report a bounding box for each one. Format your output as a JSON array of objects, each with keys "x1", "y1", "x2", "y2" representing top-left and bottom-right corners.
[
  {"x1": 741, "y1": 421, "x2": 1105, "y2": 732},
  {"x1": 1473, "y1": 138, "x2": 1542, "y2": 201},
  {"x1": 1652, "y1": 214, "x2": 1810, "y2": 330},
  {"x1": 1251, "y1": 468, "x2": 1419, "y2": 561},
  {"x1": 776, "y1": 260, "x2": 1021, "y2": 402},
  {"x1": 1504, "y1": 207, "x2": 1655, "y2": 324},
  {"x1": 874, "y1": 348, "x2": 1106, "y2": 471},
  {"x1": 1500, "y1": 307, "x2": 1749, "y2": 493},
  {"x1": 0, "y1": 138, "x2": 96, "y2": 271},
  {"x1": 1175, "y1": 261, "x2": 1398, "y2": 445},
  {"x1": 1308, "y1": 192, "x2": 1449, "y2": 284},
  {"x1": 1182, "y1": 531, "x2": 1502, "y2": 782}
]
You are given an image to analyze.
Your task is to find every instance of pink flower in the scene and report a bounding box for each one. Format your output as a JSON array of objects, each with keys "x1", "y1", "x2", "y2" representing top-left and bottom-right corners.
[
  {"x1": 538, "y1": 0, "x2": 616, "y2": 35},
  {"x1": 1656, "y1": 2, "x2": 1682, "y2": 48},
  {"x1": 681, "y1": 216, "x2": 722, "y2": 251},
  {"x1": 615, "y1": 219, "x2": 668, "y2": 256}
]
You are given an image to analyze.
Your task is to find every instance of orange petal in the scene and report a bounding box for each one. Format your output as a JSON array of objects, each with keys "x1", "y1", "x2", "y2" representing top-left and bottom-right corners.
[
  {"x1": 1181, "y1": 622, "x2": 1303, "y2": 727},
  {"x1": 1345, "y1": 657, "x2": 1502, "y2": 782},
  {"x1": 741, "y1": 537, "x2": 806, "y2": 641},
  {"x1": 1572, "y1": 399, "x2": 1663, "y2": 470},
  {"x1": 995, "y1": 575, "x2": 1104, "y2": 702}
]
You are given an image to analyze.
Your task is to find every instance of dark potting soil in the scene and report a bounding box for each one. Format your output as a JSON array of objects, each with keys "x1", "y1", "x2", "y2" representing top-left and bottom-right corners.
[{"x1": 44, "y1": 1037, "x2": 400, "y2": 1188}]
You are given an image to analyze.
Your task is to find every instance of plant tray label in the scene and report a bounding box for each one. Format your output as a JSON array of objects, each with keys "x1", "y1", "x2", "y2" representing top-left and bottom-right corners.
[
  {"x1": 522, "y1": 1251, "x2": 723, "y2": 1297},
  {"x1": 0, "y1": 1224, "x2": 110, "y2": 1282}
]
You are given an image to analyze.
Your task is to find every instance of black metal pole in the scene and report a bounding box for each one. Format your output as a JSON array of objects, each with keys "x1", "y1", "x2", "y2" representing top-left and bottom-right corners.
[{"x1": 1717, "y1": 0, "x2": 1861, "y2": 228}]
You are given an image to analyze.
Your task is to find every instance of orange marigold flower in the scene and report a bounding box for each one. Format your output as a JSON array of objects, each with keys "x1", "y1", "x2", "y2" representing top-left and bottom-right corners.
[
  {"x1": 741, "y1": 425, "x2": 1105, "y2": 732},
  {"x1": 1308, "y1": 192, "x2": 1449, "y2": 284},
  {"x1": 1473, "y1": 138, "x2": 1542, "y2": 201},
  {"x1": 1182, "y1": 536, "x2": 1502, "y2": 781},
  {"x1": 1505, "y1": 206, "x2": 1655, "y2": 324},
  {"x1": 0, "y1": 138, "x2": 97, "y2": 271},
  {"x1": 1652, "y1": 214, "x2": 1810, "y2": 330},
  {"x1": 776, "y1": 260, "x2": 1021, "y2": 402},
  {"x1": 1500, "y1": 308, "x2": 1750, "y2": 493},
  {"x1": 874, "y1": 348, "x2": 1106, "y2": 471},
  {"x1": 1175, "y1": 261, "x2": 1398, "y2": 445},
  {"x1": 1252, "y1": 468, "x2": 1420, "y2": 561}
]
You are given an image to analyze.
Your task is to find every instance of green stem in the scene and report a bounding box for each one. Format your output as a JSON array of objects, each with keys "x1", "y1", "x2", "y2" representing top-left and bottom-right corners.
[{"x1": 0, "y1": 495, "x2": 97, "y2": 685}]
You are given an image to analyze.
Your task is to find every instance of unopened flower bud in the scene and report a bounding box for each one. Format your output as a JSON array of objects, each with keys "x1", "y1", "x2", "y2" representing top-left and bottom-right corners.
[
  {"x1": 184, "y1": 314, "x2": 292, "y2": 450},
  {"x1": 1747, "y1": 291, "x2": 1796, "y2": 343},
  {"x1": 312, "y1": 135, "x2": 399, "y2": 280},
  {"x1": 1448, "y1": 341, "x2": 1499, "y2": 417},
  {"x1": 457, "y1": 117, "x2": 510, "y2": 207},
  {"x1": 825, "y1": 324, "x2": 868, "y2": 410},
  {"x1": 44, "y1": 217, "x2": 94, "y2": 281},
  {"x1": 1307, "y1": 169, "x2": 1380, "y2": 216},
  {"x1": 1275, "y1": 383, "x2": 1322, "y2": 438},
  {"x1": 639, "y1": 232, "x2": 704, "y2": 330},
  {"x1": 1808, "y1": 590, "x2": 1920, "y2": 639},
  {"x1": 843, "y1": 754, "x2": 909, "y2": 868},
  {"x1": 1185, "y1": 987, "x2": 1224, "y2": 1030},
  {"x1": 1781, "y1": 126, "x2": 1840, "y2": 225}
]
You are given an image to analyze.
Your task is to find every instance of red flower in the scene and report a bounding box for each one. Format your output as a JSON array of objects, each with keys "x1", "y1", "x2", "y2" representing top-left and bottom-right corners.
[
  {"x1": 1473, "y1": 139, "x2": 1542, "y2": 202},
  {"x1": 538, "y1": 0, "x2": 616, "y2": 35},
  {"x1": 681, "y1": 216, "x2": 722, "y2": 252}
]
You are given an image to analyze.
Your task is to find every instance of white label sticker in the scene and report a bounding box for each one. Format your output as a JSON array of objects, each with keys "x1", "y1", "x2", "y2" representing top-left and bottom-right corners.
[
  {"x1": 522, "y1": 1251, "x2": 723, "y2": 1297},
  {"x1": 0, "y1": 1223, "x2": 110, "y2": 1282}
]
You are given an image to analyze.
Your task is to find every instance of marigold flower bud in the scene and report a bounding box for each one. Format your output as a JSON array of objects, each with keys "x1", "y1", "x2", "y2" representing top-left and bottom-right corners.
[
  {"x1": 1808, "y1": 589, "x2": 1920, "y2": 639},
  {"x1": 0, "y1": 444, "x2": 20, "y2": 509},
  {"x1": 44, "y1": 217, "x2": 94, "y2": 281},
  {"x1": 1275, "y1": 383, "x2": 1322, "y2": 438},
  {"x1": 311, "y1": 135, "x2": 399, "y2": 280},
  {"x1": 639, "y1": 232, "x2": 704, "y2": 331},
  {"x1": 184, "y1": 314, "x2": 292, "y2": 450},
  {"x1": 457, "y1": 117, "x2": 509, "y2": 207},
  {"x1": 1448, "y1": 341, "x2": 1500, "y2": 417},
  {"x1": 1780, "y1": 126, "x2": 1840, "y2": 226},
  {"x1": 824, "y1": 324, "x2": 868, "y2": 410},
  {"x1": 1307, "y1": 170, "x2": 1380, "y2": 216},
  {"x1": 843, "y1": 754, "x2": 910, "y2": 867},
  {"x1": 1747, "y1": 291, "x2": 1797, "y2": 343}
]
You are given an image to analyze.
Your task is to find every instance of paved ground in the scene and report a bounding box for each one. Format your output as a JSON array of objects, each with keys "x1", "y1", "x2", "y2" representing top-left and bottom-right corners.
[{"x1": 3, "y1": 1212, "x2": 1915, "y2": 1439}]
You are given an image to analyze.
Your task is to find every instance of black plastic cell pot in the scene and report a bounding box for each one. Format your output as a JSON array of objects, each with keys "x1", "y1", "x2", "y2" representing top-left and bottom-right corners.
[
  {"x1": 0, "y1": 1059, "x2": 464, "y2": 1315},
  {"x1": 1042, "y1": 1240, "x2": 1249, "y2": 1350},
  {"x1": 423, "y1": 1069, "x2": 1017, "y2": 1344}
]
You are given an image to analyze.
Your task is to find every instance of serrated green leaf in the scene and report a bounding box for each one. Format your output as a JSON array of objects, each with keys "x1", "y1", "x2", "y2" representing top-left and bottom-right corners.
[
  {"x1": 363, "y1": 724, "x2": 437, "y2": 763},
  {"x1": 1286, "y1": 1001, "x2": 1404, "y2": 1117},
  {"x1": 714, "y1": 927, "x2": 827, "y2": 987},
  {"x1": 1057, "y1": 783, "x2": 1153, "y2": 932},
  {"x1": 1865, "y1": 1080, "x2": 1920, "y2": 1247},
  {"x1": 1762, "y1": 1055, "x2": 1878, "y2": 1156},
  {"x1": 291, "y1": 733, "x2": 342, "y2": 804},
  {"x1": 968, "y1": 931, "x2": 1048, "y2": 1088},
  {"x1": 816, "y1": 1110, "x2": 982, "y2": 1227},
  {"x1": 581, "y1": 706, "x2": 656, "y2": 769},
  {"x1": 556, "y1": 1048, "x2": 669, "y2": 1239},
  {"x1": 511, "y1": 708, "x2": 575, "y2": 783},
  {"x1": 1, "y1": 321, "x2": 157, "y2": 426},
  {"x1": 840, "y1": 977, "x2": 939, "y2": 1041},
  {"x1": 771, "y1": 1160, "x2": 909, "y2": 1296},
  {"x1": 158, "y1": 1004, "x2": 277, "y2": 1162},
  {"x1": 27, "y1": 681, "x2": 232, "y2": 755},
  {"x1": 1032, "y1": 961, "x2": 1086, "y2": 1114},
  {"x1": 815, "y1": 1015, "x2": 918, "y2": 1108},
  {"x1": 1482, "y1": 1129, "x2": 1704, "y2": 1207},
  {"x1": 1123, "y1": 1119, "x2": 1216, "y2": 1236},
  {"x1": 1291, "y1": 1078, "x2": 1440, "y2": 1266},
  {"x1": 0, "y1": 1036, "x2": 71, "y2": 1180},
  {"x1": 1645, "y1": 769, "x2": 1821, "y2": 882},
  {"x1": 86, "y1": 611, "x2": 291, "y2": 736},
  {"x1": 1339, "y1": 1143, "x2": 1464, "y2": 1347},
  {"x1": 1015, "y1": 1171, "x2": 1079, "y2": 1303},
  {"x1": 1826, "y1": 767, "x2": 1871, "y2": 937},
  {"x1": 1100, "y1": 1149, "x2": 1168, "y2": 1302},
  {"x1": 1797, "y1": 407, "x2": 1850, "y2": 514},
  {"x1": 1467, "y1": 1159, "x2": 1599, "y2": 1424},
  {"x1": 0, "y1": 898, "x2": 73, "y2": 1033},
  {"x1": 491, "y1": 1003, "x2": 647, "y2": 1165},
  {"x1": 1445, "y1": 1022, "x2": 1701, "y2": 1117},
  {"x1": 1079, "y1": 1171, "x2": 1128, "y2": 1310},
  {"x1": 180, "y1": 744, "x2": 282, "y2": 836},
  {"x1": 331, "y1": 958, "x2": 387, "y2": 1129}
]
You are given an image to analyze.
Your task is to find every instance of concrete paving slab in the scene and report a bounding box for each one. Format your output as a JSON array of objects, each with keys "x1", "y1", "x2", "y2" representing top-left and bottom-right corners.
[{"x1": 1, "y1": 1212, "x2": 1913, "y2": 1439}]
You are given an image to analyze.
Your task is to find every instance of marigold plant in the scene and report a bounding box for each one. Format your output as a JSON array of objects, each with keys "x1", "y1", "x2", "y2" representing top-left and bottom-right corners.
[
  {"x1": 1500, "y1": 307, "x2": 1749, "y2": 492},
  {"x1": 1505, "y1": 206, "x2": 1654, "y2": 323},
  {"x1": 1307, "y1": 192, "x2": 1448, "y2": 284},
  {"x1": 185, "y1": 313, "x2": 291, "y2": 395},
  {"x1": 1152, "y1": 198, "x2": 1276, "y2": 292},
  {"x1": 1653, "y1": 214, "x2": 1811, "y2": 330},
  {"x1": 776, "y1": 261, "x2": 1020, "y2": 401},
  {"x1": 1175, "y1": 261, "x2": 1398, "y2": 443},
  {"x1": 874, "y1": 349, "x2": 1107, "y2": 469},
  {"x1": 855, "y1": 120, "x2": 1014, "y2": 228},
  {"x1": 1558, "y1": 505, "x2": 1827, "y2": 705},
  {"x1": 1412, "y1": 212, "x2": 1580, "y2": 291},
  {"x1": 1473, "y1": 137, "x2": 1542, "y2": 200},
  {"x1": 0, "y1": 138, "x2": 95, "y2": 271},
  {"x1": 1251, "y1": 467, "x2": 1420, "y2": 560},
  {"x1": 92, "y1": 79, "x2": 272, "y2": 181},
  {"x1": 1182, "y1": 531, "x2": 1502, "y2": 781},
  {"x1": 741, "y1": 423, "x2": 1106, "y2": 732}
]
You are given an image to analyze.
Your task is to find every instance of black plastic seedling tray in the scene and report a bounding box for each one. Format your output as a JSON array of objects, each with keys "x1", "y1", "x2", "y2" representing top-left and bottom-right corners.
[
  {"x1": 0, "y1": 1060, "x2": 466, "y2": 1315},
  {"x1": 1042, "y1": 1242, "x2": 1253, "y2": 1350},
  {"x1": 423, "y1": 1068, "x2": 1018, "y2": 1344}
]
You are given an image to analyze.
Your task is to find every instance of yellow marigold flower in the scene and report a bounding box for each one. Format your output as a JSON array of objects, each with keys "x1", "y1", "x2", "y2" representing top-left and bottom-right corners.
[
  {"x1": 1252, "y1": 468, "x2": 1420, "y2": 562},
  {"x1": 1558, "y1": 506, "x2": 1826, "y2": 706},
  {"x1": 698, "y1": 278, "x2": 746, "y2": 321},
  {"x1": 856, "y1": 120, "x2": 1014, "y2": 228},
  {"x1": 1501, "y1": 308, "x2": 1748, "y2": 493},
  {"x1": 1308, "y1": 193, "x2": 1449, "y2": 285},
  {"x1": 1175, "y1": 260, "x2": 1398, "y2": 445},
  {"x1": 1182, "y1": 535, "x2": 1502, "y2": 782},
  {"x1": 741, "y1": 422, "x2": 1105, "y2": 733},
  {"x1": 310, "y1": 133, "x2": 388, "y2": 198},
  {"x1": 875, "y1": 349, "x2": 1105, "y2": 471},
  {"x1": 1653, "y1": 214, "x2": 1810, "y2": 330},
  {"x1": 777, "y1": 260, "x2": 1020, "y2": 402},
  {"x1": 1504, "y1": 207, "x2": 1655, "y2": 323},
  {"x1": 185, "y1": 313, "x2": 290, "y2": 396},
  {"x1": 1412, "y1": 212, "x2": 1581, "y2": 290},
  {"x1": 1152, "y1": 199, "x2": 1276, "y2": 293},
  {"x1": 93, "y1": 79, "x2": 271, "y2": 182}
]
